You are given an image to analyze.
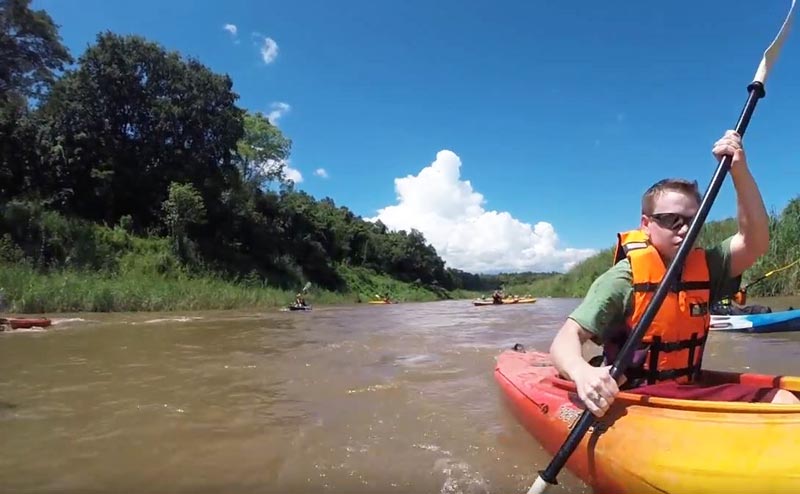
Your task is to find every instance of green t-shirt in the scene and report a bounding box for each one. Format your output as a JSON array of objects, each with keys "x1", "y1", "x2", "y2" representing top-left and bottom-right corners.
[{"x1": 569, "y1": 237, "x2": 733, "y2": 343}]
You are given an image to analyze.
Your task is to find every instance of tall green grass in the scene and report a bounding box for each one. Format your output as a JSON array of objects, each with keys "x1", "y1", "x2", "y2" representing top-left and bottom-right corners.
[{"x1": 0, "y1": 262, "x2": 462, "y2": 313}]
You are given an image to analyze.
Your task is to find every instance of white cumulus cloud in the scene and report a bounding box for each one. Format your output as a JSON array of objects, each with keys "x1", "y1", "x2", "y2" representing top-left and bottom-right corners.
[
  {"x1": 268, "y1": 102, "x2": 291, "y2": 125},
  {"x1": 223, "y1": 24, "x2": 238, "y2": 36},
  {"x1": 284, "y1": 166, "x2": 303, "y2": 184},
  {"x1": 258, "y1": 159, "x2": 303, "y2": 185},
  {"x1": 260, "y1": 37, "x2": 279, "y2": 64},
  {"x1": 368, "y1": 150, "x2": 597, "y2": 273},
  {"x1": 314, "y1": 168, "x2": 329, "y2": 178}
]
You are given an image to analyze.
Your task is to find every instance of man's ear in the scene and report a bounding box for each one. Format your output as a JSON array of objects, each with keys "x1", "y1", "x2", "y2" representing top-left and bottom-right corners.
[{"x1": 640, "y1": 214, "x2": 650, "y2": 232}]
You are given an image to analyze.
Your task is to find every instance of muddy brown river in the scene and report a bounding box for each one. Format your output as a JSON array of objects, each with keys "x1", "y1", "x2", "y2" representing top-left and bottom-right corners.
[{"x1": 2, "y1": 296, "x2": 799, "y2": 493}]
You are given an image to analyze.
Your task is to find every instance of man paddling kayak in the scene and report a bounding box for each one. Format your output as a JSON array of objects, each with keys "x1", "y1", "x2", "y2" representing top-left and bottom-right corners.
[{"x1": 549, "y1": 130, "x2": 799, "y2": 417}]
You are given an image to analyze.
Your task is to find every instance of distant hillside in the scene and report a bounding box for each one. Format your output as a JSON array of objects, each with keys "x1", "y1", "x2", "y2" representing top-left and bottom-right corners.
[{"x1": 502, "y1": 200, "x2": 800, "y2": 298}]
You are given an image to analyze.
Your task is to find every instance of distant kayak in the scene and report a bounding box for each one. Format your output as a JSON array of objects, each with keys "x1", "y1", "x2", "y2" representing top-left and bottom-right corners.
[
  {"x1": 286, "y1": 305, "x2": 312, "y2": 312},
  {"x1": 473, "y1": 297, "x2": 537, "y2": 306},
  {"x1": 368, "y1": 300, "x2": 396, "y2": 304},
  {"x1": 710, "y1": 308, "x2": 800, "y2": 333},
  {"x1": 0, "y1": 318, "x2": 53, "y2": 330}
]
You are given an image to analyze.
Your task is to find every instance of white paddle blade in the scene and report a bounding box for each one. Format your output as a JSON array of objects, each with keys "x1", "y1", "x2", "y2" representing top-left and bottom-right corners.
[
  {"x1": 754, "y1": 0, "x2": 797, "y2": 84},
  {"x1": 526, "y1": 476, "x2": 552, "y2": 494}
]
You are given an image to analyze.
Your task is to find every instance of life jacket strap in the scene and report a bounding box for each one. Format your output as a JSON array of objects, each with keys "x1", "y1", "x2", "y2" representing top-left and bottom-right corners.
[
  {"x1": 628, "y1": 333, "x2": 706, "y2": 385},
  {"x1": 632, "y1": 280, "x2": 712, "y2": 293},
  {"x1": 647, "y1": 333, "x2": 708, "y2": 352},
  {"x1": 626, "y1": 364, "x2": 704, "y2": 383}
]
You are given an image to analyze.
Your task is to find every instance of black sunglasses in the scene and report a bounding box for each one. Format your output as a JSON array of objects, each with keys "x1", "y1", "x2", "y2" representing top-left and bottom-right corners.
[{"x1": 648, "y1": 212, "x2": 694, "y2": 231}]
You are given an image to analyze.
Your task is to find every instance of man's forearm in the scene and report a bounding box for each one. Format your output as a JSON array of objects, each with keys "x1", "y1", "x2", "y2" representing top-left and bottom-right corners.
[{"x1": 550, "y1": 319, "x2": 591, "y2": 380}]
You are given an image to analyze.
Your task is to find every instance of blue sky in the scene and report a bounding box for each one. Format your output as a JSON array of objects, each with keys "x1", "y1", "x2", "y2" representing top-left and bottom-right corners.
[{"x1": 33, "y1": 0, "x2": 799, "y2": 273}]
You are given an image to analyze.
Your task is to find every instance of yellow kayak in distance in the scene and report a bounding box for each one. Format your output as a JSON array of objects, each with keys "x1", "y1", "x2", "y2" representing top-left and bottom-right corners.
[
  {"x1": 368, "y1": 300, "x2": 397, "y2": 304},
  {"x1": 473, "y1": 297, "x2": 537, "y2": 306}
]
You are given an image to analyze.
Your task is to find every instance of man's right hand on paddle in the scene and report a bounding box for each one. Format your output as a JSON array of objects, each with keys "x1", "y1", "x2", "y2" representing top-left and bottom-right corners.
[{"x1": 572, "y1": 364, "x2": 619, "y2": 417}]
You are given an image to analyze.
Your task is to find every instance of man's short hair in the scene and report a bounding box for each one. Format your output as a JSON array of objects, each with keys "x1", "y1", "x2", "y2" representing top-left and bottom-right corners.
[{"x1": 641, "y1": 178, "x2": 702, "y2": 215}]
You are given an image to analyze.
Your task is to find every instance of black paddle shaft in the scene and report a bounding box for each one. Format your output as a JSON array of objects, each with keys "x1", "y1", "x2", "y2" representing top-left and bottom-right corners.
[{"x1": 538, "y1": 81, "x2": 766, "y2": 486}]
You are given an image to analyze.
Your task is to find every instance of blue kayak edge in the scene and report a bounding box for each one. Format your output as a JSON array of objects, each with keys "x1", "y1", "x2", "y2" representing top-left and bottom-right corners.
[{"x1": 739, "y1": 309, "x2": 800, "y2": 333}]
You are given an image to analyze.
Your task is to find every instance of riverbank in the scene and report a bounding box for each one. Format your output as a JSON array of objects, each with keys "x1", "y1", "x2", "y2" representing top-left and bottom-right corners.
[{"x1": 0, "y1": 262, "x2": 479, "y2": 313}]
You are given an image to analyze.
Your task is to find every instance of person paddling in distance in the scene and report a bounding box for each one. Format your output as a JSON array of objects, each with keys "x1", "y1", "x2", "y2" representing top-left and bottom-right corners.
[{"x1": 549, "y1": 129, "x2": 800, "y2": 417}]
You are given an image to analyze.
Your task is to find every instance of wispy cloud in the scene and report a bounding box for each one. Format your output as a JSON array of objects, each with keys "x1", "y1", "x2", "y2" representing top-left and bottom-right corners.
[
  {"x1": 268, "y1": 102, "x2": 291, "y2": 125},
  {"x1": 314, "y1": 168, "x2": 329, "y2": 179},
  {"x1": 223, "y1": 24, "x2": 237, "y2": 36},
  {"x1": 223, "y1": 24, "x2": 240, "y2": 44},
  {"x1": 260, "y1": 37, "x2": 279, "y2": 64}
]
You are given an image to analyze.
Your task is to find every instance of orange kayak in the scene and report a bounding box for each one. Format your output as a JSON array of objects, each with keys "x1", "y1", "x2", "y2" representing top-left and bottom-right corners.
[
  {"x1": 494, "y1": 347, "x2": 800, "y2": 493},
  {"x1": 1, "y1": 318, "x2": 53, "y2": 329}
]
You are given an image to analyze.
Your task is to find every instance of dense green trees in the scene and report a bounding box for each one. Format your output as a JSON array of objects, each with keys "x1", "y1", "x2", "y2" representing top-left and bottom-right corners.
[
  {"x1": 1, "y1": 0, "x2": 72, "y2": 201},
  {"x1": 0, "y1": 0, "x2": 72, "y2": 100}
]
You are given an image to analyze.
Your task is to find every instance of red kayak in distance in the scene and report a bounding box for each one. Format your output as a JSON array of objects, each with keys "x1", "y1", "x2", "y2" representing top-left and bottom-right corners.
[{"x1": 1, "y1": 317, "x2": 53, "y2": 329}]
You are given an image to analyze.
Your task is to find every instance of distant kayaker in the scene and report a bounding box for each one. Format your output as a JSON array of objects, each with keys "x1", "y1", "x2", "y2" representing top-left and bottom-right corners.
[
  {"x1": 492, "y1": 289, "x2": 504, "y2": 304},
  {"x1": 711, "y1": 275, "x2": 772, "y2": 315},
  {"x1": 711, "y1": 292, "x2": 772, "y2": 315},
  {"x1": 548, "y1": 129, "x2": 799, "y2": 418},
  {"x1": 294, "y1": 293, "x2": 306, "y2": 307}
]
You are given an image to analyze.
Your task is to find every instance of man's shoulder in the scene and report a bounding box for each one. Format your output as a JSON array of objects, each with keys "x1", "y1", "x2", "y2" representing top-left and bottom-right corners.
[
  {"x1": 583, "y1": 258, "x2": 634, "y2": 304},
  {"x1": 569, "y1": 258, "x2": 634, "y2": 340},
  {"x1": 597, "y1": 258, "x2": 633, "y2": 283}
]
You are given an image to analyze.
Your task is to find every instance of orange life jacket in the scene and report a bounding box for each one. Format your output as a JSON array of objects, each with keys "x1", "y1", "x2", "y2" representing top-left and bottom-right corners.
[{"x1": 608, "y1": 230, "x2": 711, "y2": 386}]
